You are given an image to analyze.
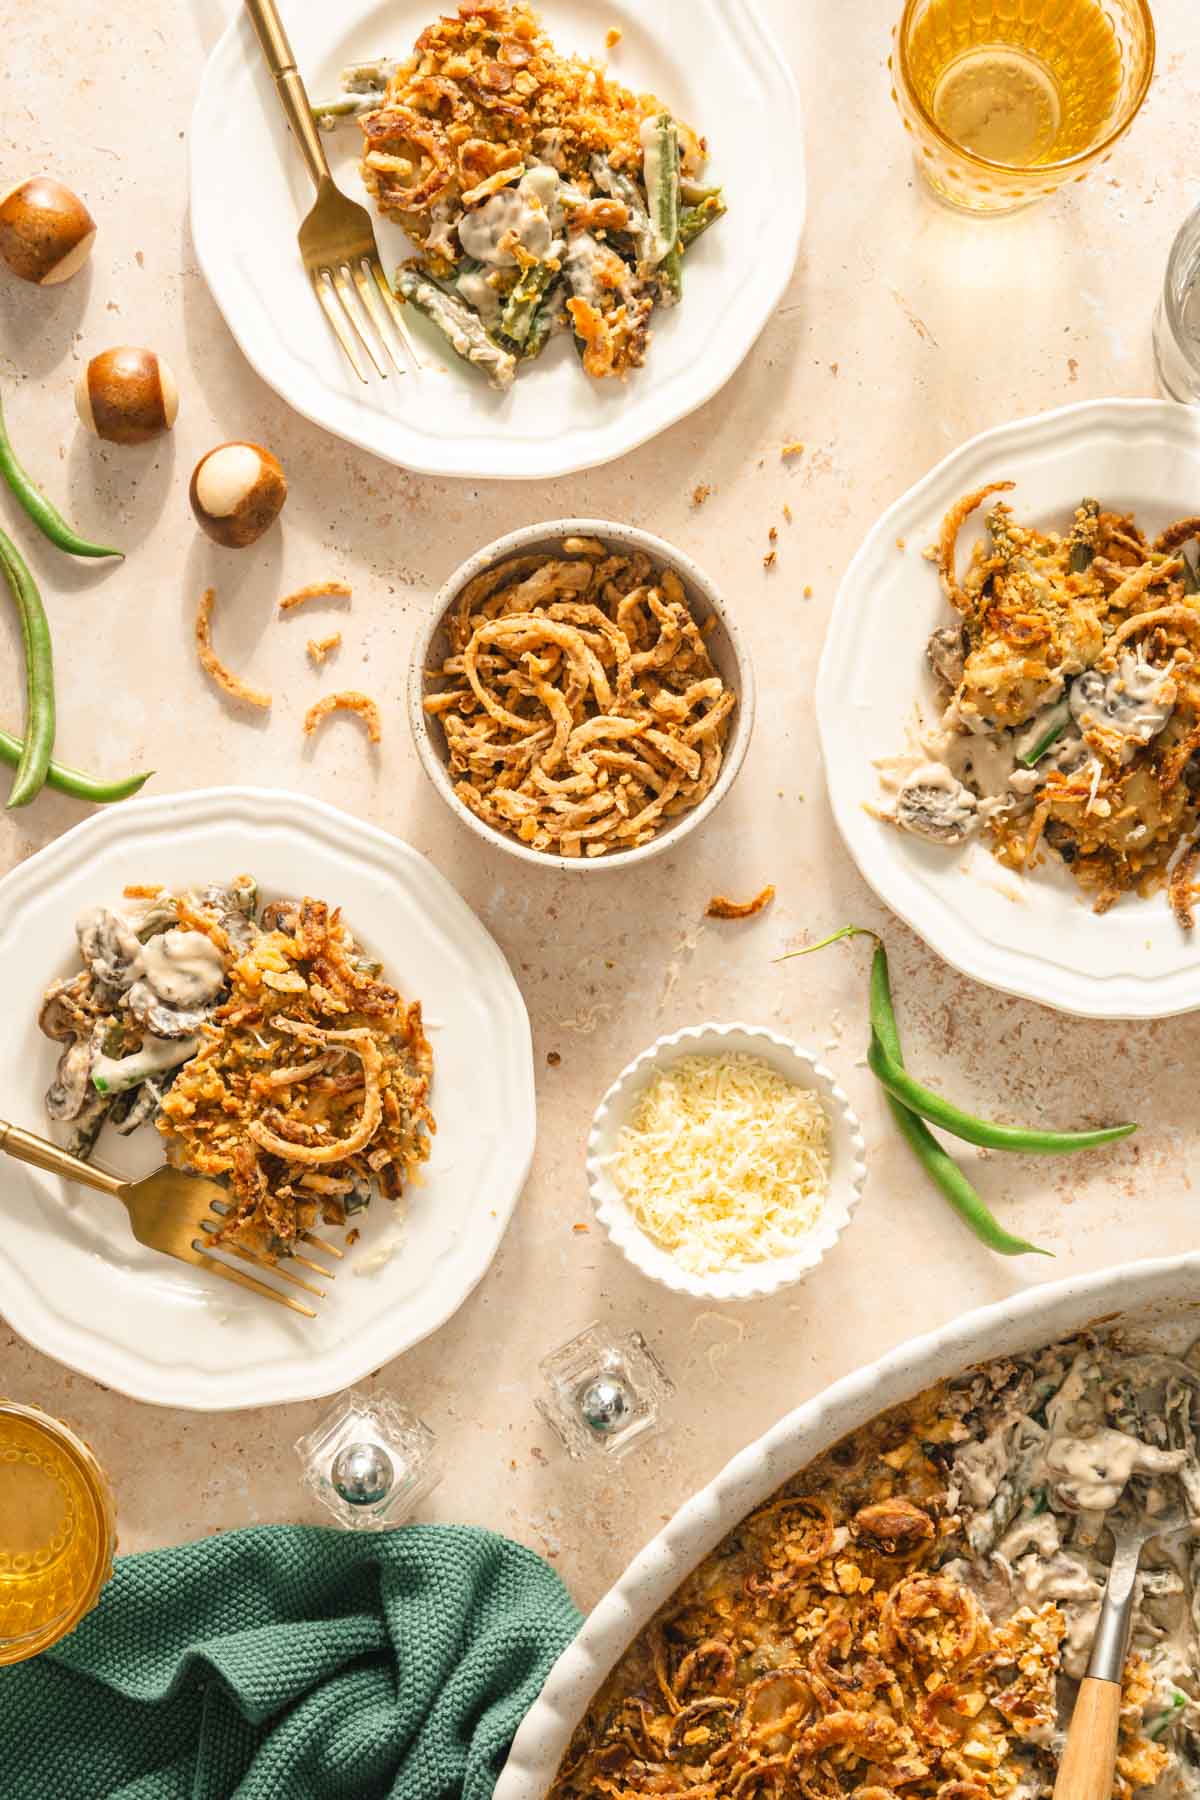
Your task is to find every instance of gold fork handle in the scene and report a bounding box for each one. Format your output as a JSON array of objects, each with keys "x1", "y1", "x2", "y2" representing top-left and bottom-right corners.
[
  {"x1": 244, "y1": 0, "x2": 332, "y2": 192},
  {"x1": 0, "y1": 1119, "x2": 124, "y2": 1196}
]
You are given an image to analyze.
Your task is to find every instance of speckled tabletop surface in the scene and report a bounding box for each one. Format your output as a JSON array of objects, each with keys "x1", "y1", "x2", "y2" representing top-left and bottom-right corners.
[{"x1": 2, "y1": 0, "x2": 1200, "y2": 1611}]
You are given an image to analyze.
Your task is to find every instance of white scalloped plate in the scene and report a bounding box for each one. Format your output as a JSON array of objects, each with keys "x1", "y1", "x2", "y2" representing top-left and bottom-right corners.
[
  {"x1": 587, "y1": 1023, "x2": 867, "y2": 1301},
  {"x1": 817, "y1": 399, "x2": 1200, "y2": 1020},
  {"x1": 189, "y1": 0, "x2": 803, "y2": 480},
  {"x1": 496, "y1": 1252, "x2": 1200, "y2": 1800},
  {"x1": 0, "y1": 789, "x2": 535, "y2": 1410}
]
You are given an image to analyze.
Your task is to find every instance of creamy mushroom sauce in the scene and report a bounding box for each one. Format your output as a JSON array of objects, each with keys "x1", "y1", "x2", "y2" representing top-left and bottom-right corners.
[
  {"x1": 38, "y1": 878, "x2": 256, "y2": 1160},
  {"x1": 941, "y1": 1330, "x2": 1200, "y2": 1800},
  {"x1": 548, "y1": 1325, "x2": 1200, "y2": 1800}
]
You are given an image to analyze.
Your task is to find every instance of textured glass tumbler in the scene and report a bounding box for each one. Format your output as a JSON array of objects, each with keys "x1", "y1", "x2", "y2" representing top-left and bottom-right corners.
[
  {"x1": 0, "y1": 1402, "x2": 116, "y2": 1664},
  {"x1": 1154, "y1": 204, "x2": 1200, "y2": 405},
  {"x1": 889, "y1": 0, "x2": 1155, "y2": 215}
]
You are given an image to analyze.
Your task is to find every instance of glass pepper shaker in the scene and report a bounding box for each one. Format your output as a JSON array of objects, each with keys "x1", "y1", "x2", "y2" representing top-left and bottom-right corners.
[
  {"x1": 536, "y1": 1322, "x2": 674, "y2": 1460},
  {"x1": 294, "y1": 1390, "x2": 441, "y2": 1530}
]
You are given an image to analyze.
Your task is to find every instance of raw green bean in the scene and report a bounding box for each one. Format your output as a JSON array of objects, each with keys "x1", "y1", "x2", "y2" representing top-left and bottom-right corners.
[
  {"x1": 885, "y1": 1087, "x2": 1050, "y2": 1257},
  {"x1": 778, "y1": 924, "x2": 1051, "y2": 1255},
  {"x1": 865, "y1": 939, "x2": 1050, "y2": 1254},
  {"x1": 0, "y1": 525, "x2": 55, "y2": 808},
  {"x1": 679, "y1": 193, "x2": 726, "y2": 248},
  {"x1": 866, "y1": 1028, "x2": 1136, "y2": 1154},
  {"x1": 0, "y1": 390, "x2": 121, "y2": 560},
  {"x1": 0, "y1": 726, "x2": 150, "y2": 802}
]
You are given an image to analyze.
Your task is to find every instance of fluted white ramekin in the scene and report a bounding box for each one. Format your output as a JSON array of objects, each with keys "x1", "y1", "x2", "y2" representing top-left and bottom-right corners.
[{"x1": 586, "y1": 1022, "x2": 868, "y2": 1302}]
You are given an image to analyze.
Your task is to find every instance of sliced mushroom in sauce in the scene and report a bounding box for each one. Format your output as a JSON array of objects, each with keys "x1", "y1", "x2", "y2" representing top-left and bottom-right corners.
[{"x1": 895, "y1": 765, "x2": 979, "y2": 845}]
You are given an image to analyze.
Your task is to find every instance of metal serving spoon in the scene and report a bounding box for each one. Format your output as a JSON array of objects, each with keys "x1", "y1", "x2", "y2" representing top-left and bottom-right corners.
[{"x1": 1053, "y1": 1495, "x2": 1192, "y2": 1800}]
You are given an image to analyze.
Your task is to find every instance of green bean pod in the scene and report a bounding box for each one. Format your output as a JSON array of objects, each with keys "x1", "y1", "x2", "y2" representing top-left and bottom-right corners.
[
  {"x1": 882, "y1": 1088, "x2": 1050, "y2": 1257},
  {"x1": 780, "y1": 925, "x2": 1054, "y2": 1256},
  {"x1": 0, "y1": 390, "x2": 122, "y2": 560},
  {"x1": 0, "y1": 526, "x2": 55, "y2": 808},
  {"x1": 0, "y1": 726, "x2": 150, "y2": 803},
  {"x1": 865, "y1": 1028, "x2": 1136, "y2": 1154}
]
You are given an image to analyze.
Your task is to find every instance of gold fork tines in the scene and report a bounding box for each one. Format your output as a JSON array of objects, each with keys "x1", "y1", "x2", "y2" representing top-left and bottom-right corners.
[
  {"x1": 0, "y1": 1119, "x2": 324, "y2": 1319},
  {"x1": 245, "y1": 0, "x2": 421, "y2": 385}
]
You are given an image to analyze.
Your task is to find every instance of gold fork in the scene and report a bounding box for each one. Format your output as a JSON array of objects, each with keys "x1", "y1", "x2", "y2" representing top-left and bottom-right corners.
[
  {"x1": 244, "y1": 0, "x2": 419, "y2": 383},
  {"x1": 0, "y1": 1118, "x2": 342, "y2": 1319}
]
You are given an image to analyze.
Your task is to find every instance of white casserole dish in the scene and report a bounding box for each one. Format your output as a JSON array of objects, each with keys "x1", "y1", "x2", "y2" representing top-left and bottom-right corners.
[{"x1": 496, "y1": 1252, "x2": 1200, "y2": 1800}]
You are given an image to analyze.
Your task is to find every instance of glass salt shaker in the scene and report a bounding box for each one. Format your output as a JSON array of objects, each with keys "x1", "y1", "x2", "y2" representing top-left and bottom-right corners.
[
  {"x1": 536, "y1": 1322, "x2": 673, "y2": 1460},
  {"x1": 1154, "y1": 201, "x2": 1200, "y2": 405},
  {"x1": 295, "y1": 1390, "x2": 441, "y2": 1530}
]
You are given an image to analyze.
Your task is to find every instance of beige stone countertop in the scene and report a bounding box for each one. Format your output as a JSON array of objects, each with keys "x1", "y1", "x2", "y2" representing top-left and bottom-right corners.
[{"x1": 3, "y1": 0, "x2": 1200, "y2": 1611}]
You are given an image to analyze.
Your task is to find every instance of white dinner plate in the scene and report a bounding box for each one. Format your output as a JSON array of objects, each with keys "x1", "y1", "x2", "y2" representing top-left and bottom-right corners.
[
  {"x1": 0, "y1": 789, "x2": 535, "y2": 1409},
  {"x1": 189, "y1": 0, "x2": 803, "y2": 480},
  {"x1": 816, "y1": 399, "x2": 1200, "y2": 1021}
]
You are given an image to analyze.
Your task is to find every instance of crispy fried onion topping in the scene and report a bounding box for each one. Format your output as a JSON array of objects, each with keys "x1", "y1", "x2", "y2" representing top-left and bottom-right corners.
[
  {"x1": 423, "y1": 543, "x2": 735, "y2": 858},
  {"x1": 934, "y1": 482, "x2": 1014, "y2": 615},
  {"x1": 304, "y1": 690, "x2": 383, "y2": 743},
  {"x1": 195, "y1": 587, "x2": 272, "y2": 709},
  {"x1": 248, "y1": 1027, "x2": 383, "y2": 1164},
  {"x1": 707, "y1": 885, "x2": 775, "y2": 920},
  {"x1": 279, "y1": 579, "x2": 353, "y2": 613}
]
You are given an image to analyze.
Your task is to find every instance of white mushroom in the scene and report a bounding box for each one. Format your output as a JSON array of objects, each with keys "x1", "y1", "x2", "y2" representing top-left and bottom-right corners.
[
  {"x1": 895, "y1": 764, "x2": 978, "y2": 845},
  {"x1": 189, "y1": 441, "x2": 287, "y2": 548},
  {"x1": 75, "y1": 346, "x2": 179, "y2": 445},
  {"x1": 0, "y1": 177, "x2": 96, "y2": 285}
]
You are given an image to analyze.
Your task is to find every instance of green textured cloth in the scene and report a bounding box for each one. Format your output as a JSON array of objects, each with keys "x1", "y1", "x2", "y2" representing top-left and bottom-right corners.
[{"x1": 0, "y1": 1522, "x2": 582, "y2": 1800}]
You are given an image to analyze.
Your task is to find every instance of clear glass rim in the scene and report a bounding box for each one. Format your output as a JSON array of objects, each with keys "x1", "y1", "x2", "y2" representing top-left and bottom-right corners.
[
  {"x1": 1162, "y1": 198, "x2": 1200, "y2": 356},
  {"x1": 895, "y1": 0, "x2": 1157, "y2": 178}
]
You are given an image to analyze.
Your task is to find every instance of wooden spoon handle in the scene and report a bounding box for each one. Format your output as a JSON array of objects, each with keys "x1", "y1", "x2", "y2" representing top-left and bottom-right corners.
[{"x1": 1053, "y1": 1676, "x2": 1122, "y2": 1800}]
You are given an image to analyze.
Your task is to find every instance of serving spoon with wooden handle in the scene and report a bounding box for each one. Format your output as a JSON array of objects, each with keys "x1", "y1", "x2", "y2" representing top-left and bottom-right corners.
[{"x1": 1053, "y1": 1496, "x2": 1191, "y2": 1800}]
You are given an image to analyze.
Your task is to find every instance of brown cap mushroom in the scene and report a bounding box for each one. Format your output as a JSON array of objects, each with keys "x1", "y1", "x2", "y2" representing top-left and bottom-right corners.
[
  {"x1": 75, "y1": 348, "x2": 179, "y2": 446},
  {"x1": 189, "y1": 442, "x2": 288, "y2": 548},
  {"x1": 0, "y1": 178, "x2": 96, "y2": 285}
]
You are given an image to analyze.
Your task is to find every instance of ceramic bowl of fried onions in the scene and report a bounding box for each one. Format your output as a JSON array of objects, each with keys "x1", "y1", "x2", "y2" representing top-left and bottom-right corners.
[{"x1": 409, "y1": 520, "x2": 755, "y2": 870}]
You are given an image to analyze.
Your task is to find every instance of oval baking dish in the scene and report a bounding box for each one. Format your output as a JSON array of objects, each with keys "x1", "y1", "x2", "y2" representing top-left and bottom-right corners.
[{"x1": 494, "y1": 1252, "x2": 1200, "y2": 1800}]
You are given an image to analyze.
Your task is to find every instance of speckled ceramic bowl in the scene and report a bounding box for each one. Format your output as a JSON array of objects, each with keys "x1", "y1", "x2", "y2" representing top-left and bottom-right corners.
[
  {"x1": 407, "y1": 520, "x2": 755, "y2": 872},
  {"x1": 587, "y1": 1022, "x2": 868, "y2": 1302}
]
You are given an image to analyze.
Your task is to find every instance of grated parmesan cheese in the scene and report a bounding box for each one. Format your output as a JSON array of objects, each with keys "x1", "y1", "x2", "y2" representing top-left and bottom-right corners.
[{"x1": 605, "y1": 1052, "x2": 832, "y2": 1274}]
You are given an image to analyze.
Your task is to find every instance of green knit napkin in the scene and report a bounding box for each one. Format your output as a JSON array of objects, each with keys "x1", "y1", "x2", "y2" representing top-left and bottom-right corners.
[{"x1": 0, "y1": 1522, "x2": 582, "y2": 1800}]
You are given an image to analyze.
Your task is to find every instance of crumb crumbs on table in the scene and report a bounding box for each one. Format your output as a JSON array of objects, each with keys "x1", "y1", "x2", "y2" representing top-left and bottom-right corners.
[
  {"x1": 691, "y1": 482, "x2": 711, "y2": 506},
  {"x1": 605, "y1": 25, "x2": 621, "y2": 47},
  {"x1": 782, "y1": 440, "x2": 805, "y2": 458},
  {"x1": 763, "y1": 550, "x2": 777, "y2": 569}
]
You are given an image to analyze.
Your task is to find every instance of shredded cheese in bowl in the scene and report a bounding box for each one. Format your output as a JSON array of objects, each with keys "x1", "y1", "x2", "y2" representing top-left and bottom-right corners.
[{"x1": 604, "y1": 1051, "x2": 832, "y2": 1275}]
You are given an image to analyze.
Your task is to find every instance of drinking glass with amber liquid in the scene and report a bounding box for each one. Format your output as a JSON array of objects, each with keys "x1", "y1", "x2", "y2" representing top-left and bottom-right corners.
[
  {"x1": 890, "y1": 0, "x2": 1155, "y2": 215},
  {"x1": 0, "y1": 1401, "x2": 116, "y2": 1664}
]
